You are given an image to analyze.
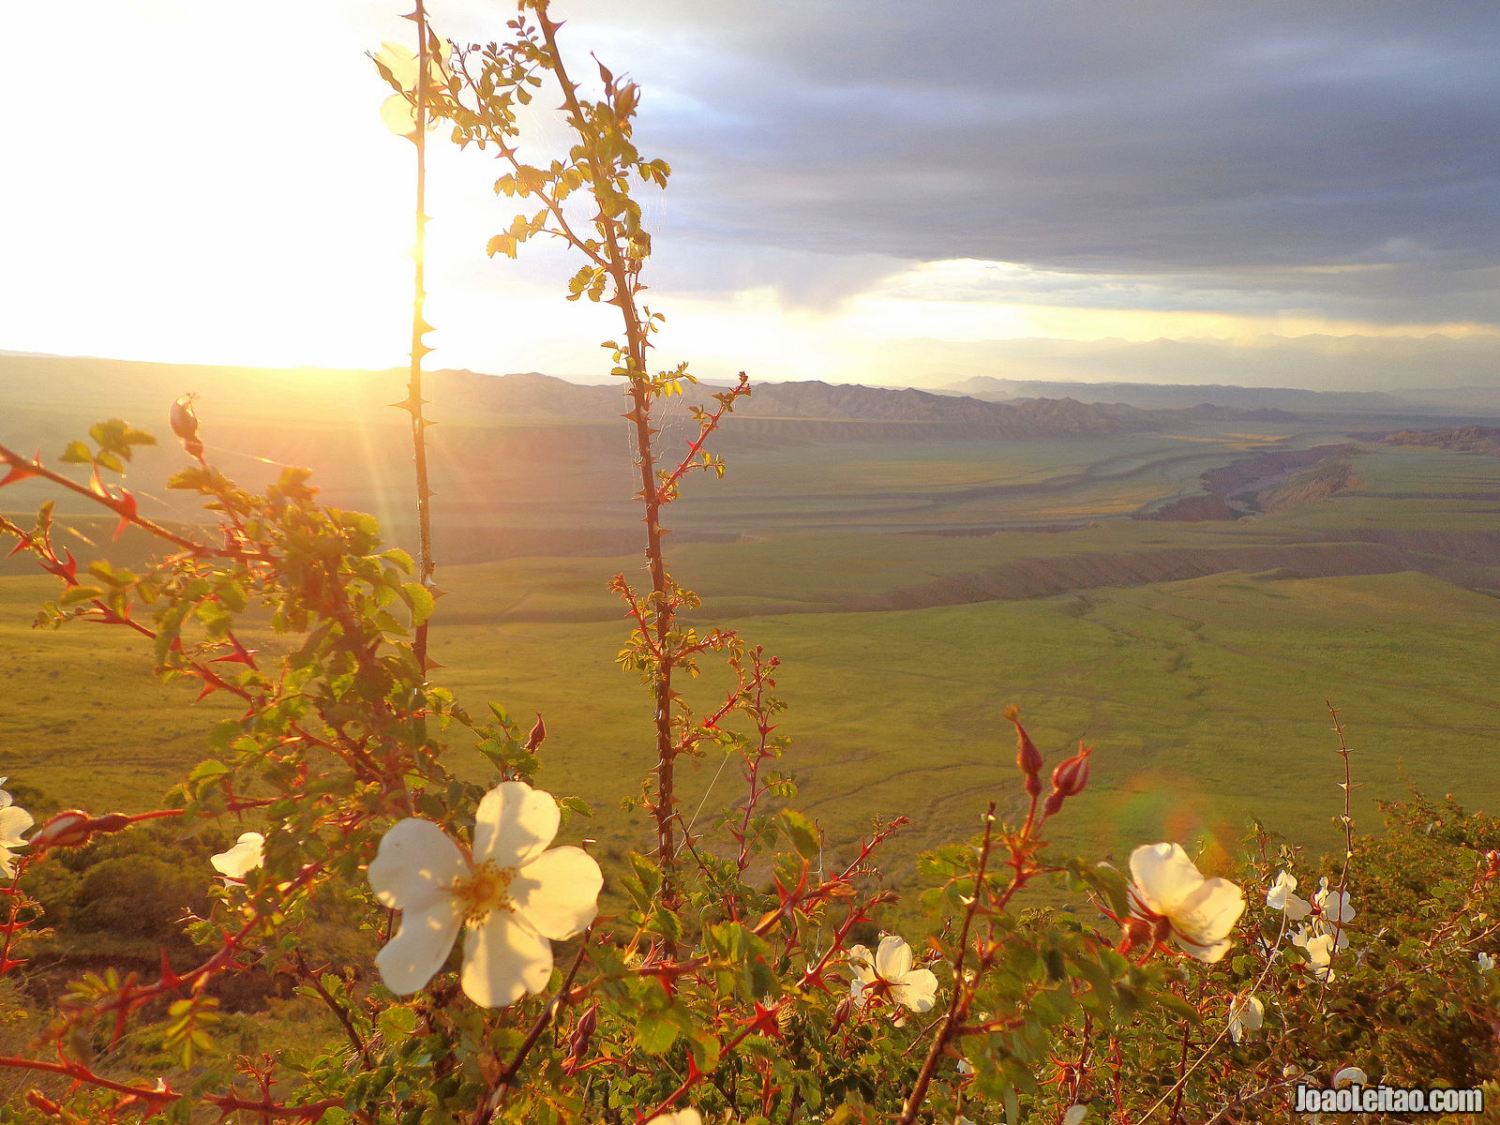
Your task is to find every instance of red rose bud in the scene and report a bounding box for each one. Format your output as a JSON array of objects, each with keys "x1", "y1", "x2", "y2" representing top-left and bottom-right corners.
[
  {"x1": 29, "y1": 809, "x2": 133, "y2": 852},
  {"x1": 1005, "y1": 705, "x2": 1043, "y2": 796},
  {"x1": 28, "y1": 809, "x2": 93, "y2": 851},
  {"x1": 1051, "y1": 743, "x2": 1094, "y2": 798},
  {"x1": 1042, "y1": 743, "x2": 1093, "y2": 817},
  {"x1": 830, "y1": 995, "x2": 853, "y2": 1030},
  {"x1": 568, "y1": 1002, "x2": 598, "y2": 1059},
  {"x1": 170, "y1": 394, "x2": 204, "y2": 460},
  {"x1": 525, "y1": 713, "x2": 547, "y2": 753}
]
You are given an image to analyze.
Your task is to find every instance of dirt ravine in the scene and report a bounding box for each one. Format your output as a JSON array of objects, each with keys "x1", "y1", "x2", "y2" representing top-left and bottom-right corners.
[{"x1": 1138, "y1": 443, "x2": 1358, "y2": 522}]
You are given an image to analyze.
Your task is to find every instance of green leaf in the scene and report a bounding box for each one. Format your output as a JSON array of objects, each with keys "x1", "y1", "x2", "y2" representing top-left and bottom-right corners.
[
  {"x1": 780, "y1": 809, "x2": 821, "y2": 860},
  {"x1": 403, "y1": 581, "x2": 436, "y2": 626},
  {"x1": 188, "y1": 759, "x2": 230, "y2": 796},
  {"x1": 687, "y1": 1026, "x2": 721, "y2": 1072},
  {"x1": 629, "y1": 852, "x2": 663, "y2": 900},
  {"x1": 635, "y1": 1011, "x2": 678, "y2": 1055},
  {"x1": 378, "y1": 1005, "x2": 420, "y2": 1040},
  {"x1": 59, "y1": 440, "x2": 92, "y2": 464},
  {"x1": 380, "y1": 548, "x2": 416, "y2": 574}
]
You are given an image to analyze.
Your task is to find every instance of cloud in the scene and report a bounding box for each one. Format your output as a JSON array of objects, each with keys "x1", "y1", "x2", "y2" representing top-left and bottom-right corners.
[{"x1": 521, "y1": 1, "x2": 1500, "y2": 328}]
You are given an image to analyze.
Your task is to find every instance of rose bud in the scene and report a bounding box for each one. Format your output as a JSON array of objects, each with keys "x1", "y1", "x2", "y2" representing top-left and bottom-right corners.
[
  {"x1": 1052, "y1": 743, "x2": 1093, "y2": 797},
  {"x1": 27, "y1": 809, "x2": 94, "y2": 851},
  {"x1": 830, "y1": 995, "x2": 853, "y2": 1031},
  {"x1": 525, "y1": 712, "x2": 547, "y2": 753},
  {"x1": 1005, "y1": 706, "x2": 1043, "y2": 797},
  {"x1": 1042, "y1": 743, "x2": 1094, "y2": 817},
  {"x1": 170, "y1": 394, "x2": 204, "y2": 460},
  {"x1": 567, "y1": 1002, "x2": 598, "y2": 1062}
]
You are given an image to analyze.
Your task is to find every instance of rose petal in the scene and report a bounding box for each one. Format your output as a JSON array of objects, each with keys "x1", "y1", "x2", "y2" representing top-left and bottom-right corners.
[
  {"x1": 1172, "y1": 875, "x2": 1246, "y2": 946},
  {"x1": 374, "y1": 41, "x2": 418, "y2": 89},
  {"x1": 471, "y1": 782, "x2": 560, "y2": 869},
  {"x1": 211, "y1": 831, "x2": 265, "y2": 879},
  {"x1": 0, "y1": 805, "x2": 33, "y2": 849},
  {"x1": 1243, "y1": 996, "x2": 1264, "y2": 1029},
  {"x1": 891, "y1": 967, "x2": 938, "y2": 1013},
  {"x1": 1129, "y1": 843, "x2": 1206, "y2": 915},
  {"x1": 368, "y1": 818, "x2": 466, "y2": 912},
  {"x1": 376, "y1": 898, "x2": 464, "y2": 995},
  {"x1": 460, "y1": 910, "x2": 553, "y2": 1008},
  {"x1": 380, "y1": 94, "x2": 418, "y2": 137},
  {"x1": 512, "y1": 846, "x2": 601, "y2": 941},
  {"x1": 1265, "y1": 871, "x2": 1297, "y2": 909},
  {"x1": 874, "y1": 934, "x2": 913, "y2": 981},
  {"x1": 645, "y1": 1112, "x2": 703, "y2": 1125},
  {"x1": 1183, "y1": 935, "x2": 1235, "y2": 963}
]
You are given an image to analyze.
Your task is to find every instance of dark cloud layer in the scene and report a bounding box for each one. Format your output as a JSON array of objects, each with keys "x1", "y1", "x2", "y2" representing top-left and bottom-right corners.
[{"x1": 512, "y1": 1, "x2": 1500, "y2": 323}]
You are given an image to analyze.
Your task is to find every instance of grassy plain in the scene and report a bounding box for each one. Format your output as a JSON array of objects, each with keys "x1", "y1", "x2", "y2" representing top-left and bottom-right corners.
[{"x1": 4, "y1": 424, "x2": 1498, "y2": 886}]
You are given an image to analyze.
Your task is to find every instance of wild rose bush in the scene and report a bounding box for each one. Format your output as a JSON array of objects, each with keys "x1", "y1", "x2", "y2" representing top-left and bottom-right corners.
[{"x1": 2, "y1": 2, "x2": 1497, "y2": 1121}]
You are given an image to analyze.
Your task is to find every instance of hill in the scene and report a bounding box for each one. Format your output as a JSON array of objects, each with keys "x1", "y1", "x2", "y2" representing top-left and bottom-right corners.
[
  {"x1": 945, "y1": 376, "x2": 1421, "y2": 415},
  {"x1": 1382, "y1": 425, "x2": 1500, "y2": 457},
  {"x1": 1, "y1": 353, "x2": 1196, "y2": 439}
]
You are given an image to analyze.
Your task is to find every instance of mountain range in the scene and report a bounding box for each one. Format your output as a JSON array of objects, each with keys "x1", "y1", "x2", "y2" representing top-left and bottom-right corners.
[{"x1": 942, "y1": 376, "x2": 1500, "y2": 416}]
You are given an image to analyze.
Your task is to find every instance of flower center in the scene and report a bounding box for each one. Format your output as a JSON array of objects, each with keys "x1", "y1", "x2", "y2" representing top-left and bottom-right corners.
[{"x1": 451, "y1": 860, "x2": 516, "y2": 925}]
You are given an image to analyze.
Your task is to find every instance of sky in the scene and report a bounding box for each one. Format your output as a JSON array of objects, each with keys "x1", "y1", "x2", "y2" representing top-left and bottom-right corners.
[{"x1": 2, "y1": 1, "x2": 1498, "y2": 390}]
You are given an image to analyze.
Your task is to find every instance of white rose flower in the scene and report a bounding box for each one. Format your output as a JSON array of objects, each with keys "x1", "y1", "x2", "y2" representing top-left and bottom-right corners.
[
  {"x1": 1265, "y1": 871, "x2": 1311, "y2": 921},
  {"x1": 1228, "y1": 993, "x2": 1264, "y2": 1043},
  {"x1": 0, "y1": 780, "x2": 33, "y2": 879},
  {"x1": 368, "y1": 781, "x2": 602, "y2": 1008},
  {"x1": 1476, "y1": 951, "x2": 1494, "y2": 972},
  {"x1": 1291, "y1": 886, "x2": 1354, "y2": 982},
  {"x1": 1313, "y1": 878, "x2": 1355, "y2": 926},
  {"x1": 1292, "y1": 920, "x2": 1349, "y2": 955},
  {"x1": 1299, "y1": 932, "x2": 1338, "y2": 982},
  {"x1": 848, "y1": 934, "x2": 939, "y2": 1014},
  {"x1": 1332, "y1": 1065, "x2": 1367, "y2": 1088},
  {"x1": 1063, "y1": 1107, "x2": 1090, "y2": 1125},
  {"x1": 211, "y1": 831, "x2": 266, "y2": 880},
  {"x1": 1127, "y1": 843, "x2": 1246, "y2": 963}
]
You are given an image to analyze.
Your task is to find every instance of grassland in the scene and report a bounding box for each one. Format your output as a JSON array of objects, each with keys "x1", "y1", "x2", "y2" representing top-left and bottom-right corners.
[{"x1": 4, "y1": 422, "x2": 1497, "y2": 888}]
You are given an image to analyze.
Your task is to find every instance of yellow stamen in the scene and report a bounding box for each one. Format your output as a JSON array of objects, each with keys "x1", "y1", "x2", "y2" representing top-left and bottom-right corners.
[{"x1": 450, "y1": 860, "x2": 516, "y2": 925}]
